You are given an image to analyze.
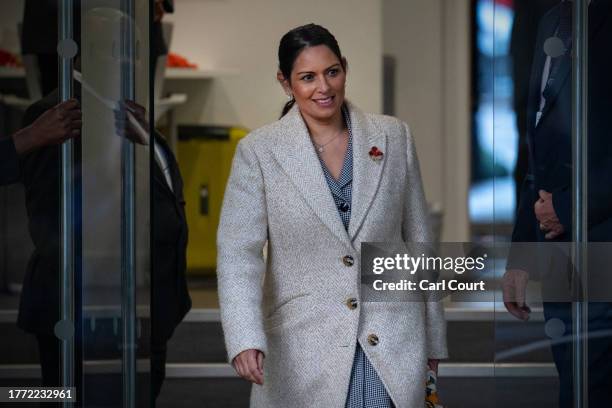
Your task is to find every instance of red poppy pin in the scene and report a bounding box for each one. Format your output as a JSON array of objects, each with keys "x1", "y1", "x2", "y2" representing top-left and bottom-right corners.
[{"x1": 369, "y1": 146, "x2": 384, "y2": 162}]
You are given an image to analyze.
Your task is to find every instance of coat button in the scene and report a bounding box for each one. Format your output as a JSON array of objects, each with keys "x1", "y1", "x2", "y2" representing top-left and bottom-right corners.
[
  {"x1": 342, "y1": 255, "x2": 354, "y2": 267},
  {"x1": 339, "y1": 202, "x2": 350, "y2": 212},
  {"x1": 346, "y1": 298, "x2": 358, "y2": 310},
  {"x1": 367, "y1": 333, "x2": 379, "y2": 346}
]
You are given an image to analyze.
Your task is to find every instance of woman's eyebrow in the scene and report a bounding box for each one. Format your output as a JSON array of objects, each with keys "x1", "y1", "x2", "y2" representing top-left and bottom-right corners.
[{"x1": 296, "y1": 64, "x2": 341, "y2": 76}]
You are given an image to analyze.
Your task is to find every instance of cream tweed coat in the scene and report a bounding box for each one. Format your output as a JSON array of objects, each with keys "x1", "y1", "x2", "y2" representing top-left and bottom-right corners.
[{"x1": 217, "y1": 102, "x2": 448, "y2": 408}]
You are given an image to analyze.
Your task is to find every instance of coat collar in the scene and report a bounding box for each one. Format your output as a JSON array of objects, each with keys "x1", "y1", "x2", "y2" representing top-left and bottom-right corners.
[{"x1": 269, "y1": 101, "x2": 386, "y2": 247}]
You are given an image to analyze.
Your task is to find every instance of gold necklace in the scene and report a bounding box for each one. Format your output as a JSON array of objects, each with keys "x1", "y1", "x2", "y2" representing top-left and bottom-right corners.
[{"x1": 312, "y1": 129, "x2": 346, "y2": 153}]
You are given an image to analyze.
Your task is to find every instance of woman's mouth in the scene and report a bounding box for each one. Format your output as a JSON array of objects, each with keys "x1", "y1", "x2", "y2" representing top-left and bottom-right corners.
[{"x1": 313, "y1": 96, "x2": 335, "y2": 107}]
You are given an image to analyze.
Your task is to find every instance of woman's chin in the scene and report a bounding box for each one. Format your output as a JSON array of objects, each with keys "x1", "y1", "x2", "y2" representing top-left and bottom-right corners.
[{"x1": 304, "y1": 103, "x2": 343, "y2": 121}]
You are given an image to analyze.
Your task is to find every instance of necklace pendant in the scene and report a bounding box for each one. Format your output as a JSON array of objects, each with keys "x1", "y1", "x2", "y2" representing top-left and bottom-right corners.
[{"x1": 317, "y1": 146, "x2": 324, "y2": 153}]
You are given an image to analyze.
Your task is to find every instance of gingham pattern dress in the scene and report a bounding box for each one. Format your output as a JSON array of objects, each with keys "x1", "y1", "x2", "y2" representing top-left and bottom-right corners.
[{"x1": 316, "y1": 109, "x2": 395, "y2": 408}]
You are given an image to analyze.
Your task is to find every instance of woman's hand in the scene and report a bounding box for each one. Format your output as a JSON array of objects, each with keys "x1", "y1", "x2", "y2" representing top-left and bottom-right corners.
[
  {"x1": 232, "y1": 349, "x2": 265, "y2": 385},
  {"x1": 427, "y1": 359, "x2": 439, "y2": 375}
]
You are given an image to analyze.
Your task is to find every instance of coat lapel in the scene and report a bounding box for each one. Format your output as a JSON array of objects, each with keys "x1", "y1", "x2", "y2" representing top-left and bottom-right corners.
[
  {"x1": 347, "y1": 103, "x2": 386, "y2": 240},
  {"x1": 270, "y1": 105, "x2": 351, "y2": 246},
  {"x1": 538, "y1": 1, "x2": 611, "y2": 124},
  {"x1": 527, "y1": 10, "x2": 556, "y2": 135},
  {"x1": 539, "y1": 56, "x2": 570, "y2": 122},
  {"x1": 537, "y1": 8, "x2": 565, "y2": 124},
  {"x1": 270, "y1": 103, "x2": 386, "y2": 245}
]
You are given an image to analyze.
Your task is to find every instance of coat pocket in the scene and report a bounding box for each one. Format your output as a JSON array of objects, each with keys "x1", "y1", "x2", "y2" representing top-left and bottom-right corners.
[{"x1": 263, "y1": 293, "x2": 313, "y2": 332}]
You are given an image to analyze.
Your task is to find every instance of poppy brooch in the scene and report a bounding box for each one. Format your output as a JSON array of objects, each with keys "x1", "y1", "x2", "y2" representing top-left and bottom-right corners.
[{"x1": 369, "y1": 146, "x2": 384, "y2": 162}]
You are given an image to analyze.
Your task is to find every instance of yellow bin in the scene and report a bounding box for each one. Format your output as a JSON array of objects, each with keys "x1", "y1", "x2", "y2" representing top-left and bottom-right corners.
[{"x1": 177, "y1": 125, "x2": 248, "y2": 275}]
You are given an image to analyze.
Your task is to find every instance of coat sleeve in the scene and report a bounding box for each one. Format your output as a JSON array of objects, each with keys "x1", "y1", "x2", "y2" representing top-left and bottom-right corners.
[
  {"x1": 217, "y1": 138, "x2": 269, "y2": 363},
  {"x1": 400, "y1": 122, "x2": 448, "y2": 360}
]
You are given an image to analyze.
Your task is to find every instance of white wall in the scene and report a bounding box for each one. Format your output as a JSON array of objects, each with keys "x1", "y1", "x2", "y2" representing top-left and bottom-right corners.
[
  {"x1": 164, "y1": 0, "x2": 383, "y2": 129},
  {"x1": 383, "y1": 0, "x2": 471, "y2": 241}
]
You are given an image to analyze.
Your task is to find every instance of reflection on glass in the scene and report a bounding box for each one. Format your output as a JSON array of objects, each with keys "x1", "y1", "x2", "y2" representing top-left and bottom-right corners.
[{"x1": 81, "y1": 1, "x2": 150, "y2": 406}]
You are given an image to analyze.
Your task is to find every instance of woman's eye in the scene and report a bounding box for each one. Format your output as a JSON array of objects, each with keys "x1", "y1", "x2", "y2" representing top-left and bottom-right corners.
[
  {"x1": 328, "y1": 69, "x2": 339, "y2": 76},
  {"x1": 301, "y1": 74, "x2": 314, "y2": 81}
]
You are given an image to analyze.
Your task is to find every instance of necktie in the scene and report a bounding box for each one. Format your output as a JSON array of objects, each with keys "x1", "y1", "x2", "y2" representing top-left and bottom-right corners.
[{"x1": 543, "y1": 1, "x2": 573, "y2": 101}]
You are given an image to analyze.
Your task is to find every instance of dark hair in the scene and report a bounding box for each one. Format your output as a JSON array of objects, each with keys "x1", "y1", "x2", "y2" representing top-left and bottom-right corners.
[{"x1": 278, "y1": 24, "x2": 345, "y2": 117}]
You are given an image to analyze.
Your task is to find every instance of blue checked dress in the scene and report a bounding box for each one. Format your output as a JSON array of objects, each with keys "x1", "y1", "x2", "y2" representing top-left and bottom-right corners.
[{"x1": 316, "y1": 109, "x2": 395, "y2": 408}]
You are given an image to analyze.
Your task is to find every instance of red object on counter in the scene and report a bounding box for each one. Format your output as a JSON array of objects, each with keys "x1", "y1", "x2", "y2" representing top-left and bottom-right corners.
[{"x1": 167, "y1": 52, "x2": 198, "y2": 69}]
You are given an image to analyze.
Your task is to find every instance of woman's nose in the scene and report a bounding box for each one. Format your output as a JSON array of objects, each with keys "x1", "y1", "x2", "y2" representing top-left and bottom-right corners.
[{"x1": 317, "y1": 76, "x2": 331, "y2": 92}]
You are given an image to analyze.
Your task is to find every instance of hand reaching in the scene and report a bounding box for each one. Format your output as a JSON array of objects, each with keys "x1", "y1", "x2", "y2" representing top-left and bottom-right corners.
[
  {"x1": 13, "y1": 99, "x2": 81, "y2": 155},
  {"x1": 114, "y1": 100, "x2": 150, "y2": 145}
]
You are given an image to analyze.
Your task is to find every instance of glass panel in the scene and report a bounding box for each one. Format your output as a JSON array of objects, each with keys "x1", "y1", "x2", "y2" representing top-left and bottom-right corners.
[
  {"x1": 0, "y1": 0, "x2": 150, "y2": 405},
  {"x1": 492, "y1": 0, "x2": 566, "y2": 405},
  {"x1": 493, "y1": 0, "x2": 612, "y2": 407},
  {"x1": 581, "y1": 0, "x2": 612, "y2": 406},
  {"x1": 80, "y1": 0, "x2": 150, "y2": 406},
  {"x1": 0, "y1": 0, "x2": 76, "y2": 400}
]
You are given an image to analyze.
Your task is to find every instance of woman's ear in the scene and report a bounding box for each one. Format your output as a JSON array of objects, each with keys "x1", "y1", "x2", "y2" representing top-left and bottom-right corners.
[
  {"x1": 341, "y1": 57, "x2": 349, "y2": 73},
  {"x1": 277, "y1": 70, "x2": 291, "y2": 96}
]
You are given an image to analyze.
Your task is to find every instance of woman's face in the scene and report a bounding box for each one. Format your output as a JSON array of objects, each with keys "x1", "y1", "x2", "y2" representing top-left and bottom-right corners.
[{"x1": 280, "y1": 45, "x2": 347, "y2": 122}]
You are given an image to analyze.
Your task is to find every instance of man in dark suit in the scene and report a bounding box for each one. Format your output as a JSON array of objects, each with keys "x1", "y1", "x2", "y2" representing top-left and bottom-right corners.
[
  {"x1": 17, "y1": 89, "x2": 191, "y2": 403},
  {"x1": 510, "y1": 0, "x2": 558, "y2": 205},
  {"x1": 503, "y1": 0, "x2": 612, "y2": 406},
  {"x1": 0, "y1": 99, "x2": 81, "y2": 186}
]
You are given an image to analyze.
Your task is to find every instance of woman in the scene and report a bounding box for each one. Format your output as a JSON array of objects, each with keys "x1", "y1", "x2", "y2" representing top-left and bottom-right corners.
[{"x1": 217, "y1": 24, "x2": 447, "y2": 408}]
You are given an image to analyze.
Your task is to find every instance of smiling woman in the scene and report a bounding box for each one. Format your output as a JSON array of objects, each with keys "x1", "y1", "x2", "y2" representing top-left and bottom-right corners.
[
  {"x1": 216, "y1": 23, "x2": 448, "y2": 408},
  {"x1": 277, "y1": 24, "x2": 347, "y2": 119},
  {"x1": 276, "y1": 25, "x2": 350, "y2": 181}
]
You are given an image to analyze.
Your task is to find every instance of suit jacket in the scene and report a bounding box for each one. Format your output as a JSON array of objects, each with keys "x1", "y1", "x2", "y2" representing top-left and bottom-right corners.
[
  {"x1": 17, "y1": 90, "x2": 191, "y2": 344},
  {"x1": 217, "y1": 102, "x2": 448, "y2": 408},
  {"x1": 511, "y1": 0, "x2": 612, "y2": 264},
  {"x1": 0, "y1": 137, "x2": 20, "y2": 186},
  {"x1": 151, "y1": 133, "x2": 192, "y2": 344}
]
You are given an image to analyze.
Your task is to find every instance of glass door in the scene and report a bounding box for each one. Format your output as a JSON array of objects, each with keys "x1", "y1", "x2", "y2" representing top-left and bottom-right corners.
[
  {"x1": 492, "y1": 0, "x2": 612, "y2": 406},
  {"x1": 78, "y1": 0, "x2": 151, "y2": 406},
  {"x1": 0, "y1": 1, "x2": 152, "y2": 406}
]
